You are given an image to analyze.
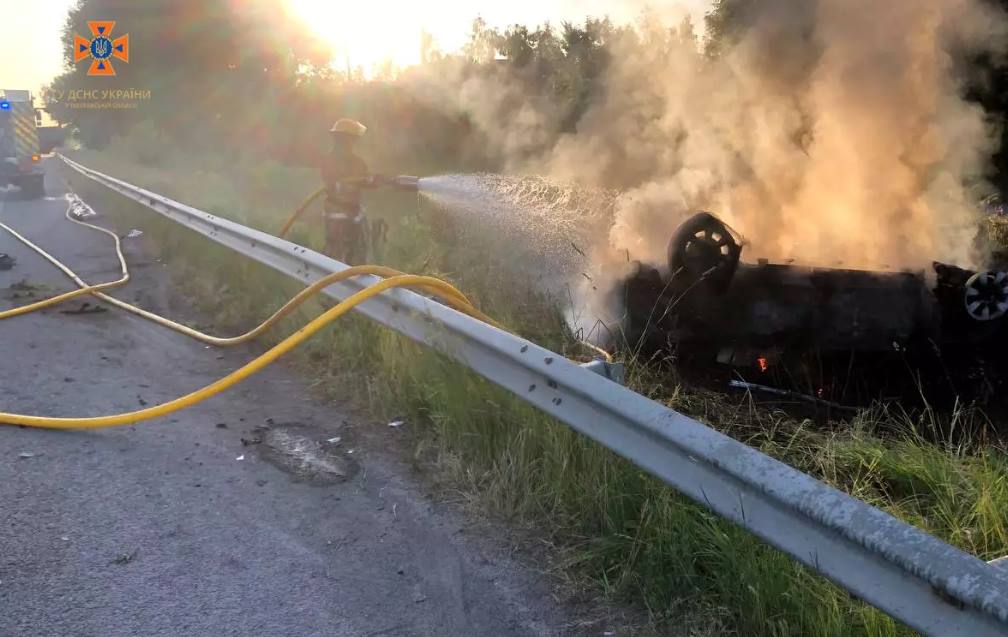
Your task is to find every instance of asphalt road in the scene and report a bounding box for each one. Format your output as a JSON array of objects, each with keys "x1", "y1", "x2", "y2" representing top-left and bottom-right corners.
[{"x1": 0, "y1": 163, "x2": 582, "y2": 637}]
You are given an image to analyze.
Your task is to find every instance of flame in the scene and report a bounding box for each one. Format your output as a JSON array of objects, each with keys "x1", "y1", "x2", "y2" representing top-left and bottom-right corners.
[{"x1": 758, "y1": 357, "x2": 768, "y2": 373}]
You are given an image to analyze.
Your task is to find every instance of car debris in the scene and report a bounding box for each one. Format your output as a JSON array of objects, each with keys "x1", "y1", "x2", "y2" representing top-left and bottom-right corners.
[
  {"x1": 8, "y1": 279, "x2": 43, "y2": 292},
  {"x1": 728, "y1": 379, "x2": 858, "y2": 412},
  {"x1": 111, "y1": 549, "x2": 139, "y2": 565},
  {"x1": 0, "y1": 253, "x2": 14, "y2": 270},
  {"x1": 60, "y1": 302, "x2": 107, "y2": 315},
  {"x1": 67, "y1": 195, "x2": 97, "y2": 219}
]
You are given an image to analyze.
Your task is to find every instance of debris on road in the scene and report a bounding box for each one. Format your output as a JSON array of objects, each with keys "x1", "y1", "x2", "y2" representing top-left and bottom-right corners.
[
  {"x1": 236, "y1": 454, "x2": 245, "y2": 461},
  {"x1": 17, "y1": 452, "x2": 36, "y2": 459},
  {"x1": 216, "y1": 422, "x2": 228, "y2": 429},
  {"x1": 9, "y1": 280, "x2": 35, "y2": 290},
  {"x1": 0, "y1": 254, "x2": 15, "y2": 270},
  {"x1": 728, "y1": 379, "x2": 859, "y2": 413},
  {"x1": 60, "y1": 302, "x2": 107, "y2": 315},
  {"x1": 7, "y1": 279, "x2": 45, "y2": 293},
  {"x1": 67, "y1": 195, "x2": 98, "y2": 219},
  {"x1": 111, "y1": 549, "x2": 138, "y2": 565},
  {"x1": 124, "y1": 229, "x2": 143, "y2": 239},
  {"x1": 5, "y1": 279, "x2": 49, "y2": 301},
  {"x1": 260, "y1": 426, "x2": 355, "y2": 484},
  {"x1": 326, "y1": 436, "x2": 342, "y2": 445},
  {"x1": 387, "y1": 420, "x2": 404, "y2": 428}
]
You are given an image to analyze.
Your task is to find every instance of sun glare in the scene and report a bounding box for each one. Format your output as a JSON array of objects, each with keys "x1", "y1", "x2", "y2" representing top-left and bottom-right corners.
[{"x1": 286, "y1": 0, "x2": 424, "y2": 75}]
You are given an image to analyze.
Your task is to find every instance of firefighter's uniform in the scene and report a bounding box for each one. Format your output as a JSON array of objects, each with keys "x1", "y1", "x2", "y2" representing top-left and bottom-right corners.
[{"x1": 320, "y1": 118, "x2": 377, "y2": 264}]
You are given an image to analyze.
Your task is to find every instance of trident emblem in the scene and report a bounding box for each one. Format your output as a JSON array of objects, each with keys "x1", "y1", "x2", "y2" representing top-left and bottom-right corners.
[{"x1": 74, "y1": 21, "x2": 130, "y2": 77}]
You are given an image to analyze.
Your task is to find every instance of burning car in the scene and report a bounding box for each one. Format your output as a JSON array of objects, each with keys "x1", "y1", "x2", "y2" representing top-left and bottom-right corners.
[{"x1": 622, "y1": 212, "x2": 1008, "y2": 369}]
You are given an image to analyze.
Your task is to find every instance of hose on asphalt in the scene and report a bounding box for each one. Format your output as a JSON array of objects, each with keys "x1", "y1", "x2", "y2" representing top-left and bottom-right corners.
[
  {"x1": 0, "y1": 187, "x2": 611, "y2": 429},
  {"x1": 5, "y1": 196, "x2": 499, "y2": 344},
  {"x1": 0, "y1": 211, "x2": 130, "y2": 319},
  {"x1": 0, "y1": 274, "x2": 475, "y2": 429},
  {"x1": 0, "y1": 196, "x2": 497, "y2": 429}
]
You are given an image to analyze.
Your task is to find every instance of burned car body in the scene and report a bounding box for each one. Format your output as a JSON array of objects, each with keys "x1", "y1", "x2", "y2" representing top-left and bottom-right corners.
[{"x1": 623, "y1": 212, "x2": 1008, "y2": 365}]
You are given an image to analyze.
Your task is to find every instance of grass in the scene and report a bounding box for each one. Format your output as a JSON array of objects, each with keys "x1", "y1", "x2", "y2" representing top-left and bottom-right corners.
[{"x1": 60, "y1": 140, "x2": 1008, "y2": 636}]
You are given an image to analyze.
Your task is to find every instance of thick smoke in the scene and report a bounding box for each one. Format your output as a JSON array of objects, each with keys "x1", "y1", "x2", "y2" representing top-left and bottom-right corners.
[
  {"x1": 544, "y1": 0, "x2": 1007, "y2": 273},
  {"x1": 415, "y1": 1, "x2": 1008, "y2": 340}
]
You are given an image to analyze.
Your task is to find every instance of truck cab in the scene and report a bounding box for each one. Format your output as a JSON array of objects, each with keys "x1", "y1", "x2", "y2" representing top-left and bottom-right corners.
[{"x1": 0, "y1": 89, "x2": 45, "y2": 199}]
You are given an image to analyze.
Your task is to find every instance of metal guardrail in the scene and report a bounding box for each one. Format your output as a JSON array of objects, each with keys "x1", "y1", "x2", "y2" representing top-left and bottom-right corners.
[{"x1": 59, "y1": 154, "x2": 1008, "y2": 636}]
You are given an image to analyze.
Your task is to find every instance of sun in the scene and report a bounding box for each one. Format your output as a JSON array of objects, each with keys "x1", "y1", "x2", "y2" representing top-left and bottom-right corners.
[{"x1": 285, "y1": 0, "x2": 423, "y2": 74}]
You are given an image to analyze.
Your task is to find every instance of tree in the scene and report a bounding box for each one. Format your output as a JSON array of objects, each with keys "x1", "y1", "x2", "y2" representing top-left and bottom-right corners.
[
  {"x1": 45, "y1": 0, "x2": 329, "y2": 148},
  {"x1": 704, "y1": 0, "x2": 763, "y2": 57},
  {"x1": 462, "y1": 17, "x2": 501, "y2": 64},
  {"x1": 420, "y1": 29, "x2": 442, "y2": 65}
]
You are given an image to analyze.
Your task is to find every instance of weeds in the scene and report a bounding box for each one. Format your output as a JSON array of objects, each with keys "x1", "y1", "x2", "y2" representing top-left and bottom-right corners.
[{"x1": 63, "y1": 145, "x2": 1008, "y2": 637}]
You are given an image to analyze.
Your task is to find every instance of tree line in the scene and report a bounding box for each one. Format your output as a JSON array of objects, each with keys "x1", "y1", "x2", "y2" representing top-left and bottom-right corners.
[{"x1": 44, "y1": 0, "x2": 1008, "y2": 191}]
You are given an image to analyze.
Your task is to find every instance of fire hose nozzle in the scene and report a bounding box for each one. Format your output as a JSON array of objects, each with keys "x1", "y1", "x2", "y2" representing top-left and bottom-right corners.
[{"x1": 391, "y1": 175, "x2": 419, "y2": 191}]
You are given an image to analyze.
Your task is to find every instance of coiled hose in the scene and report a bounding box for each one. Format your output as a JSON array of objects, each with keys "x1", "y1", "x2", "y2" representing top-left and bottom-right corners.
[
  {"x1": 0, "y1": 189, "x2": 611, "y2": 428},
  {"x1": 0, "y1": 195, "x2": 495, "y2": 429}
]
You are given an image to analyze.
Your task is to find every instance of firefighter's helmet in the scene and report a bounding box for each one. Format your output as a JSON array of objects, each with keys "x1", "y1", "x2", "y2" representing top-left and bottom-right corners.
[{"x1": 330, "y1": 118, "x2": 367, "y2": 136}]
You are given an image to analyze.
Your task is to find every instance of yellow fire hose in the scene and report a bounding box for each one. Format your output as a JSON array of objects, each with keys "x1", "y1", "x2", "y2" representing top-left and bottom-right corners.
[
  {"x1": 0, "y1": 216, "x2": 130, "y2": 319},
  {"x1": 0, "y1": 274, "x2": 470, "y2": 429},
  {"x1": 278, "y1": 185, "x2": 613, "y2": 362},
  {"x1": 0, "y1": 189, "x2": 610, "y2": 429},
  {"x1": 277, "y1": 186, "x2": 325, "y2": 239},
  {"x1": 1, "y1": 198, "x2": 498, "y2": 343},
  {"x1": 0, "y1": 197, "x2": 496, "y2": 429}
]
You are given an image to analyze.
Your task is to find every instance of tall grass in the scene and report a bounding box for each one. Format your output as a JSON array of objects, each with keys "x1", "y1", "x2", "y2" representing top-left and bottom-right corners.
[{"x1": 62, "y1": 143, "x2": 1008, "y2": 636}]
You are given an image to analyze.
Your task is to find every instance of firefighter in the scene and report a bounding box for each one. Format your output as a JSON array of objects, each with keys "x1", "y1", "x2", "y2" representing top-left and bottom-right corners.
[{"x1": 320, "y1": 118, "x2": 385, "y2": 264}]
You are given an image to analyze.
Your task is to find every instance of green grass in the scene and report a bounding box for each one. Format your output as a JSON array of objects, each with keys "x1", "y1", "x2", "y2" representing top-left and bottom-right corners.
[{"x1": 61, "y1": 142, "x2": 1008, "y2": 637}]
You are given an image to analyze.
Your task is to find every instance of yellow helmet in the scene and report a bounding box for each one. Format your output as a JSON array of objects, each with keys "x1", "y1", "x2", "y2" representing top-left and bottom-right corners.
[{"x1": 330, "y1": 118, "x2": 367, "y2": 136}]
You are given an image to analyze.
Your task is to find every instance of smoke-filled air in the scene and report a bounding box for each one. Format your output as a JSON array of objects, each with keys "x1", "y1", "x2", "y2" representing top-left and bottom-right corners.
[{"x1": 423, "y1": 0, "x2": 1008, "y2": 294}]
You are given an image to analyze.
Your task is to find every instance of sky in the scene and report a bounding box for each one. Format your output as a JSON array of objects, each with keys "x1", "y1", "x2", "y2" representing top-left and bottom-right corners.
[{"x1": 1, "y1": 0, "x2": 712, "y2": 94}]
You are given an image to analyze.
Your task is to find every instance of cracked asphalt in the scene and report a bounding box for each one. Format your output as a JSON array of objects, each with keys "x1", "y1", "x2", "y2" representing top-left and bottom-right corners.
[{"x1": 0, "y1": 162, "x2": 585, "y2": 637}]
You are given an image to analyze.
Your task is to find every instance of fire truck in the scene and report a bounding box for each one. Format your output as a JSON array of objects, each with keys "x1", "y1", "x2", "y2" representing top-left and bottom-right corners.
[{"x1": 0, "y1": 89, "x2": 45, "y2": 198}]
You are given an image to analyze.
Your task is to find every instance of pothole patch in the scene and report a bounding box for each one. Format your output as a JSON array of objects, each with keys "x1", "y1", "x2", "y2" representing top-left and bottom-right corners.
[{"x1": 259, "y1": 425, "x2": 356, "y2": 485}]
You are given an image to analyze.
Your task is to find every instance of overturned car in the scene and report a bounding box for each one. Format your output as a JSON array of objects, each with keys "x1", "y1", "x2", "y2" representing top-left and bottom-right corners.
[{"x1": 622, "y1": 212, "x2": 1008, "y2": 373}]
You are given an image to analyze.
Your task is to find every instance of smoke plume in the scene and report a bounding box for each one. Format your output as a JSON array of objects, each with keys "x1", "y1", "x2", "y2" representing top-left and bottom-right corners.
[
  {"x1": 544, "y1": 0, "x2": 1007, "y2": 273},
  {"x1": 422, "y1": 2, "x2": 1007, "y2": 269},
  {"x1": 414, "y1": 1, "x2": 1008, "y2": 339}
]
